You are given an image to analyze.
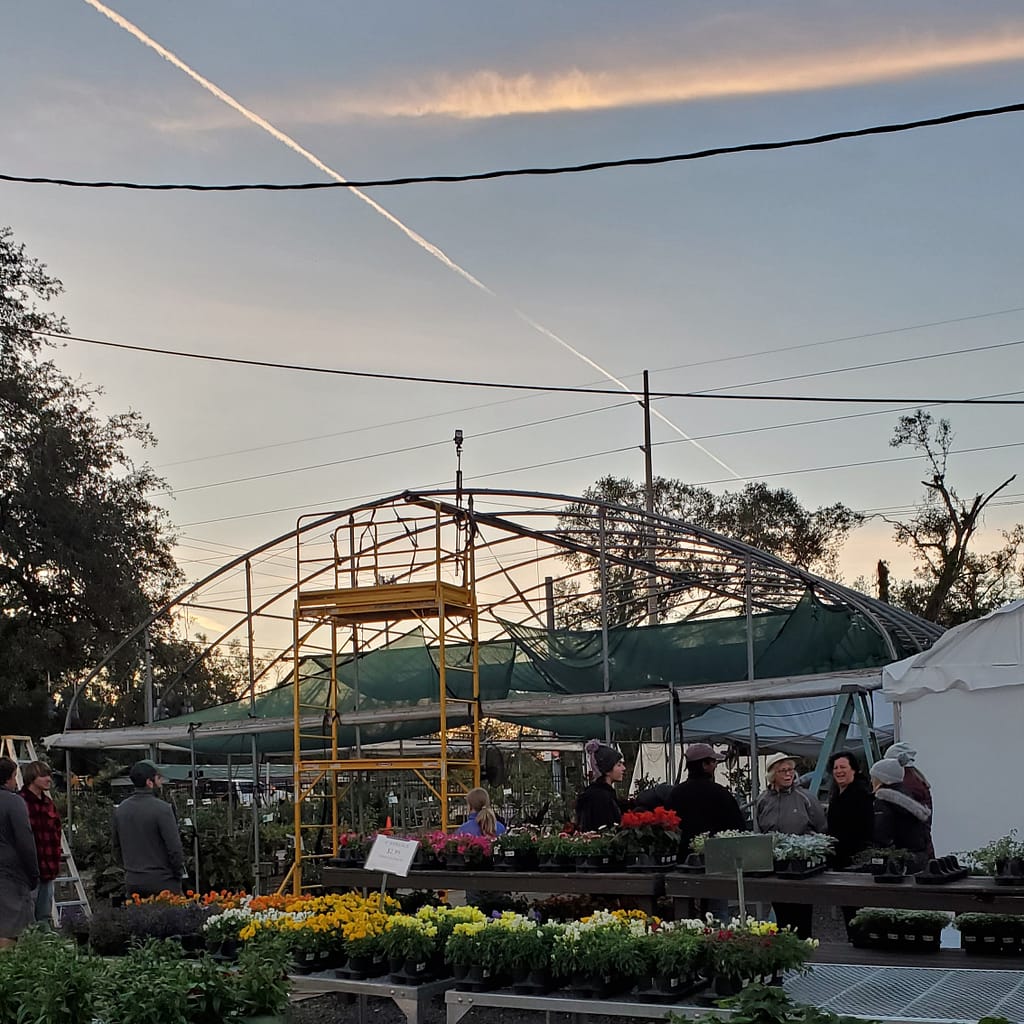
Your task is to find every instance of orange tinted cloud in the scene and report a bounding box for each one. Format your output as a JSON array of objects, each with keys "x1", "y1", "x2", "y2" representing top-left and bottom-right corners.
[
  {"x1": 160, "y1": 29, "x2": 1024, "y2": 131},
  {"x1": 366, "y1": 33, "x2": 1024, "y2": 119}
]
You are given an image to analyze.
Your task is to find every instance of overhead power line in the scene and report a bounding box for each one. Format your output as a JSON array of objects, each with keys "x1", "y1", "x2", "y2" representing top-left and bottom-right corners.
[
  {"x1": 3, "y1": 100, "x2": 1022, "y2": 192},
  {"x1": 46, "y1": 329, "x2": 1024, "y2": 406}
]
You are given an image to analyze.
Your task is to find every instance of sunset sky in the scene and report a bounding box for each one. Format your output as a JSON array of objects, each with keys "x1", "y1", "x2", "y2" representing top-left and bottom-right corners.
[{"x1": 3, "y1": 0, "x2": 1024, "y2": 606}]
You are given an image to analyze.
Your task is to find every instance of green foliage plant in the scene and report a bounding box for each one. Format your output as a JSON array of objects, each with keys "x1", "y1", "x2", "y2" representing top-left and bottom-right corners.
[
  {"x1": 0, "y1": 928, "x2": 102, "y2": 1024},
  {"x1": 963, "y1": 831, "x2": 1024, "y2": 875},
  {"x1": 380, "y1": 916, "x2": 439, "y2": 963},
  {"x1": 233, "y1": 931, "x2": 292, "y2": 1018},
  {"x1": 850, "y1": 909, "x2": 951, "y2": 932},
  {"x1": 675, "y1": 982, "x2": 881, "y2": 1024}
]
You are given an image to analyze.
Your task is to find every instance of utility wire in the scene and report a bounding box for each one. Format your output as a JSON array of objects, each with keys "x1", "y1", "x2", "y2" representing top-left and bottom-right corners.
[
  {"x1": 152, "y1": 302, "x2": 1024, "y2": 471},
  {"x1": 652, "y1": 305, "x2": 1024, "y2": 375},
  {"x1": 4, "y1": 100, "x2": 1023, "y2": 191},
  {"x1": 46, "y1": 328, "x2": 1024, "y2": 406}
]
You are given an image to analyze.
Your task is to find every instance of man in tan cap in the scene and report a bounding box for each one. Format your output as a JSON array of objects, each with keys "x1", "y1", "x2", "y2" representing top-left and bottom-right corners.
[{"x1": 669, "y1": 743, "x2": 744, "y2": 857}]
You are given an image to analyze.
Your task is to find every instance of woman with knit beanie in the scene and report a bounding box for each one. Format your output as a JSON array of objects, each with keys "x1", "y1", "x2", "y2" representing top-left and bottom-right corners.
[{"x1": 575, "y1": 739, "x2": 626, "y2": 831}]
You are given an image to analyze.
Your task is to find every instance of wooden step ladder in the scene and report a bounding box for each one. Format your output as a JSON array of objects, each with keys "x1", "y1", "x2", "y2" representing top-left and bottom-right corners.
[{"x1": 1, "y1": 734, "x2": 92, "y2": 925}]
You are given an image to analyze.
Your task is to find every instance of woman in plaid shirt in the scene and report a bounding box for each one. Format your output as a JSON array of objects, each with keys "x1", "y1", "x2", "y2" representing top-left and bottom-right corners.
[{"x1": 21, "y1": 760, "x2": 62, "y2": 925}]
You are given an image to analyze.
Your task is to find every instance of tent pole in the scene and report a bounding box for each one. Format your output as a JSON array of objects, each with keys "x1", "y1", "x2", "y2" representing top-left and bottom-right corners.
[
  {"x1": 245, "y1": 559, "x2": 261, "y2": 895},
  {"x1": 667, "y1": 687, "x2": 675, "y2": 784},
  {"x1": 745, "y1": 555, "x2": 759, "y2": 827},
  {"x1": 65, "y1": 749, "x2": 73, "y2": 832},
  {"x1": 598, "y1": 507, "x2": 611, "y2": 744},
  {"x1": 189, "y1": 725, "x2": 200, "y2": 893},
  {"x1": 226, "y1": 753, "x2": 233, "y2": 832}
]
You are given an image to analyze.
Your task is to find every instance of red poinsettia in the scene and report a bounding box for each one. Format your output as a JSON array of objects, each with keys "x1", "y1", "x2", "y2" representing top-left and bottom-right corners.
[
  {"x1": 614, "y1": 806, "x2": 681, "y2": 856},
  {"x1": 619, "y1": 807, "x2": 681, "y2": 830}
]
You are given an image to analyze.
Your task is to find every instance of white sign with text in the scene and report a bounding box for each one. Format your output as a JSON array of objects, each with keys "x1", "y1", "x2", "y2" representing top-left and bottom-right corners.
[{"x1": 364, "y1": 835, "x2": 419, "y2": 877}]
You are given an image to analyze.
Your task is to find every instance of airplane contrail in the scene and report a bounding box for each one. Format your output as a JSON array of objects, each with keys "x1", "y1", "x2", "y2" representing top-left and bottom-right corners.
[{"x1": 82, "y1": 0, "x2": 739, "y2": 478}]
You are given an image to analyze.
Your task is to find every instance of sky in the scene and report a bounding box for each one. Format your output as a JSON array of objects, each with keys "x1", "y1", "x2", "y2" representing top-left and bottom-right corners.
[{"x1": 3, "y1": 0, "x2": 1024, "y2": 613}]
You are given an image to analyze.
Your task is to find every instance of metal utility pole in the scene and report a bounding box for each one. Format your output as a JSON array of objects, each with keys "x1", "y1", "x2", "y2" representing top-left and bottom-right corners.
[
  {"x1": 641, "y1": 371, "x2": 658, "y2": 625},
  {"x1": 143, "y1": 627, "x2": 157, "y2": 762}
]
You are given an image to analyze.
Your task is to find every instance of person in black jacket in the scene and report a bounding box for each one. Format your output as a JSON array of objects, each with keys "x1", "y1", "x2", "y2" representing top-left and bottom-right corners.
[
  {"x1": 826, "y1": 750, "x2": 874, "y2": 869},
  {"x1": 825, "y1": 750, "x2": 874, "y2": 939},
  {"x1": 668, "y1": 743, "x2": 743, "y2": 921},
  {"x1": 575, "y1": 740, "x2": 625, "y2": 831},
  {"x1": 668, "y1": 743, "x2": 744, "y2": 856},
  {"x1": 870, "y1": 758, "x2": 932, "y2": 872}
]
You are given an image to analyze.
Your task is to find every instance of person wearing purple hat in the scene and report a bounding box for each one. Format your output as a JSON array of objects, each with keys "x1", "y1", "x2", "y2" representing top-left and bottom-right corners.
[
  {"x1": 575, "y1": 739, "x2": 626, "y2": 831},
  {"x1": 668, "y1": 744, "x2": 744, "y2": 858}
]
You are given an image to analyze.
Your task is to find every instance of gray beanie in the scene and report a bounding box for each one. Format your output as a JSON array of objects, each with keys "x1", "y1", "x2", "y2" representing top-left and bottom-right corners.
[
  {"x1": 585, "y1": 738, "x2": 624, "y2": 779},
  {"x1": 885, "y1": 741, "x2": 916, "y2": 766},
  {"x1": 870, "y1": 758, "x2": 905, "y2": 786}
]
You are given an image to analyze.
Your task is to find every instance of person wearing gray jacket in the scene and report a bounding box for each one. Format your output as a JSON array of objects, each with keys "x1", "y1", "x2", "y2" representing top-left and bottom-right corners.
[
  {"x1": 112, "y1": 760, "x2": 185, "y2": 897},
  {"x1": 0, "y1": 756, "x2": 39, "y2": 946},
  {"x1": 755, "y1": 752, "x2": 826, "y2": 937}
]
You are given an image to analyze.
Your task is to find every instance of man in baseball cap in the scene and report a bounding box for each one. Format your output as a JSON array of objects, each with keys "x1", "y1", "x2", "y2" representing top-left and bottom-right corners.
[
  {"x1": 112, "y1": 760, "x2": 185, "y2": 897},
  {"x1": 668, "y1": 743, "x2": 744, "y2": 857}
]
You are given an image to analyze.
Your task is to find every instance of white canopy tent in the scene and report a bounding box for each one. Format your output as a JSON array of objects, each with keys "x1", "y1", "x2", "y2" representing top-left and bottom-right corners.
[{"x1": 882, "y1": 600, "x2": 1024, "y2": 857}]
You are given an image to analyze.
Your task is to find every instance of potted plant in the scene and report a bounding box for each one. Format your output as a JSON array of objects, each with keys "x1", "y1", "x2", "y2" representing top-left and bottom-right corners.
[
  {"x1": 340, "y1": 911, "x2": 390, "y2": 978},
  {"x1": 859, "y1": 846, "x2": 914, "y2": 882},
  {"x1": 571, "y1": 830, "x2": 620, "y2": 872},
  {"x1": 537, "y1": 831, "x2": 577, "y2": 872},
  {"x1": 499, "y1": 918, "x2": 561, "y2": 994},
  {"x1": 492, "y1": 827, "x2": 540, "y2": 872},
  {"x1": 679, "y1": 834, "x2": 709, "y2": 873},
  {"x1": 327, "y1": 831, "x2": 363, "y2": 867},
  {"x1": 702, "y1": 918, "x2": 814, "y2": 995},
  {"x1": 966, "y1": 831, "x2": 1024, "y2": 885},
  {"x1": 849, "y1": 908, "x2": 950, "y2": 951},
  {"x1": 954, "y1": 913, "x2": 1024, "y2": 956},
  {"x1": 773, "y1": 833, "x2": 835, "y2": 878},
  {"x1": 636, "y1": 921, "x2": 708, "y2": 1001},
  {"x1": 412, "y1": 832, "x2": 447, "y2": 870},
  {"x1": 443, "y1": 832, "x2": 493, "y2": 869},
  {"x1": 612, "y1": 808, "x2": 682, "y2": 871},
  {"x1": 445, "y1": 919, "x2": 489, "y2": 984},
  {"x1": 381, "y1": 915, "x2": 442, "y2": 982},
  {"x1": 233, "y1": 932, "x2": 292, "y2": 1023},
  {"x1": 550, "y1": 910, "x2": 650, "y2": 998}
]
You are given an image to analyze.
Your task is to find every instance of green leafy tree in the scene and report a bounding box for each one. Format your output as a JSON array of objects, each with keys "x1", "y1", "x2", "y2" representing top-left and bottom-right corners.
[
  {"x1": 556, "y1": 475, "x2": 861, "y2": 626},
  {"x1": 880, "y1": 411, "x2": 1021, "y2": 626},
  {"x1": 0, "y1": 226, "x2": 179, "y2": 733}
]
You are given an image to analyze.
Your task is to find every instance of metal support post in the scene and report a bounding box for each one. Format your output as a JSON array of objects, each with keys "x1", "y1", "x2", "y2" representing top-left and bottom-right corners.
[{"x1": 598, "y1": 507, "x2": 612, "y2": 744}]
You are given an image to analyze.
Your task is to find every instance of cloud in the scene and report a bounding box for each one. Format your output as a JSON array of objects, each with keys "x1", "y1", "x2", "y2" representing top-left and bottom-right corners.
[{"x1": 159, "y1": 29, "x2": 1024, "y2": 131}]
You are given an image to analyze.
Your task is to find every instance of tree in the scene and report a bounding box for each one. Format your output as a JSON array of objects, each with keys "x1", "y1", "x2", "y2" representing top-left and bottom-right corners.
[
  {"x1": 555, "y1": 475, "x2": 861, "y2": 626},
  {"x1": 881, "y1": 411, "x2": 1021, "y2": 626},
  {"x1": 0, "y1": 226, "x2": 180, "y2": 733}
]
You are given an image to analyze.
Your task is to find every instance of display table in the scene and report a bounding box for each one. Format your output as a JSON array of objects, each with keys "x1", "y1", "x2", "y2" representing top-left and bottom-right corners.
[
  {"x1": 444, "y1": 987, "x2": 722, "y2": 1024},
  {"x1": 666, "y1": 871, "x2": 1024, "y2": 916},
  {"x1": 322, "y1": 866, "x2": 666, "y2": 914},
  {"x1": 289, "y1": 971, "x2": 453, "y2": 1024},
  {"x1": 443, "y1": 964, "x2": 1024, "y2": 1024}
]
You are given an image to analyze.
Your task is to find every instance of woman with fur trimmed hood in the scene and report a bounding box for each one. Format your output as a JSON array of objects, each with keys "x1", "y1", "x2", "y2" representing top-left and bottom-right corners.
[{"x1": 870, "y1": 758, "x2": 933, "y2": 871}]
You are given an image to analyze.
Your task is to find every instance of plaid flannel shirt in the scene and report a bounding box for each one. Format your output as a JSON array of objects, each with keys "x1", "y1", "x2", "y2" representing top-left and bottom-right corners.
[{"x1": 21, "y1": 786, "x2": 63, "y2": 883}]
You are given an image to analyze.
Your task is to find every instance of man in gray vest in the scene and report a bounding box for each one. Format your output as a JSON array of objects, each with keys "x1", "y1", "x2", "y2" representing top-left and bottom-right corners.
[{"x1": 112, "y1": 760, "x2": 185, "y2": 897}]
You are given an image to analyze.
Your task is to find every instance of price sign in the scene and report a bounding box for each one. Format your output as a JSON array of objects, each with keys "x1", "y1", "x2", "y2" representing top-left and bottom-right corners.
[{"x1": 364, "y1": 835, "x2": 419, "y2": 877}]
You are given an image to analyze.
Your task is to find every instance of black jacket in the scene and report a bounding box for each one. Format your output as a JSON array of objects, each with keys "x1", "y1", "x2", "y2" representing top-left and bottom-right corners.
[
  {"x1": 826, "y1": 777, "x2": 874, "y2": 868},
  {"x1": 668, "y1": 775, "x2": 744, "y2": 854},
  {"x1": 575, "y1": 780, "x2": 622, "y2": 832},
  {"x1": 873, "y1": 785, "x2": 932, "y2": 870}
]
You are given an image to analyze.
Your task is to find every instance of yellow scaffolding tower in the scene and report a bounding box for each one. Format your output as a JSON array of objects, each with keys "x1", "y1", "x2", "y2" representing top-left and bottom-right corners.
[{"x1": 285, "y1": 501, "x2": 481, "y2": 893}]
